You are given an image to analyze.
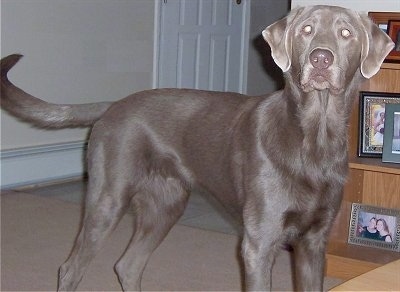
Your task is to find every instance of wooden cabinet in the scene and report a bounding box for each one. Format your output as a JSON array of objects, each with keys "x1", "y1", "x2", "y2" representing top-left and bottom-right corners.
[{"x1": 326, "y1": 63, "x2": 400, "y2": 280}]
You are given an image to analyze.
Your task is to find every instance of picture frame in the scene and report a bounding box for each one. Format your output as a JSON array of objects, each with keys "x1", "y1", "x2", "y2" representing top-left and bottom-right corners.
[
  {"x1": 368, "y1": 12, "x2": 400, "y2": 33},
  {"x1": 358, "y1": 91, "x2": 400, "y2": 157},
  {"x1": 348, "y1": 203, "x2": 400, "y2": 252},
  {"x1": 382, "y1": 103, "x2": 400, "y2": 163},
  {"x1": 368, "y1": 12, "x2": 400, "y2": 63},
  {"x1": 387, "y1": 20, "x2": 400, "y2": 63}
]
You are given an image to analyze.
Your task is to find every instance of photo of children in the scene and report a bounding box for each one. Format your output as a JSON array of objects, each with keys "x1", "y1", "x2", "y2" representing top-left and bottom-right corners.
[{"x1": 370, "y1": 104, "x2": 385, "y2": 146}]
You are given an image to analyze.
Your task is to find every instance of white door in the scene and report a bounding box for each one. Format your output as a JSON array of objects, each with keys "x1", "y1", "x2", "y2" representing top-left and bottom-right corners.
[{"x1": 155, "y1": 0, "x2": 248, "y2": 93}]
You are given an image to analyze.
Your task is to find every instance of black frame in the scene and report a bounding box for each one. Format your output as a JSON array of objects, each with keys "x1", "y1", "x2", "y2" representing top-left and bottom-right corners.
[{"x1": 358, "y1": 91, "x2": 400, "y2": 157}]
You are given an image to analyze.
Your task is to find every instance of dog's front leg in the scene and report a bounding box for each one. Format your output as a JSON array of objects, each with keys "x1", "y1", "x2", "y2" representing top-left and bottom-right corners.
[
  {"x1": 241, "y1": 204, "x2": 281, "y2": 291},
  {"x1": 292, "y1": 205, "x2": 339, "y2": 292},
  {"x1": 292, "y1": 190, "x2": 342, "y2": 291},
  {"x1": 292, "y1": 233, "x2": 327, "y2": 291},
  {"x1": 242, "y1": 233, "x2": 273, "y2": 291}
]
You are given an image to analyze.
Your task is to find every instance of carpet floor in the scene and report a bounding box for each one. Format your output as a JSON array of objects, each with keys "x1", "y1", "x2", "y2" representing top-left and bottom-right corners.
[{"x1": 1, "y1": 191, "x2": 343, "y2": 291}]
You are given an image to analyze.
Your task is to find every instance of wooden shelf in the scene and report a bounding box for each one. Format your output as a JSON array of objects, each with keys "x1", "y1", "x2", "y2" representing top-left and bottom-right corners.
[
  {"x1": 326, "y1": 253, "x2": 380, "y2": 281},
  {"x1": 326, "y1": 241, "x2": 400, "y2": 280},
  {"x1": 330, "y1": 259, "x2": 400, "y2": 291},
  {"x1": 327, "y1": 241, "x2": 400, "y2": 265},
  {"x1": 381, "y1": 62, "x2": 400, "y2": 70},
  {"x1": 349, "y1": 157, "x2": 400, "y2": 174},
  {"x1": 326, "y1": 63, "x2": 400, "y2": 281}
]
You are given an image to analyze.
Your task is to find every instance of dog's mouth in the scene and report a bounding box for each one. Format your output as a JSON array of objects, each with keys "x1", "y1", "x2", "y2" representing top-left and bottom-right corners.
[{"x1": 301, "y1": 69, "x2": 341, "y2": 95}]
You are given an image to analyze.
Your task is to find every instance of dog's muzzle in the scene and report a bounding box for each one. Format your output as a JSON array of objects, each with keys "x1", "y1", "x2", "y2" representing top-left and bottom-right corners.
[
  {"x1": 309, "y1": 48, "x2": 334, "y2": 69},
  {"x1": 301, "y1": 48, "x2": 341, "y2": 94}
]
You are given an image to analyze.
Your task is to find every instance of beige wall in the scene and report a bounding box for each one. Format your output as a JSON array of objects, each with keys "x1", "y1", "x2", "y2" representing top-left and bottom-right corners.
[
  {"x1": 1, "y1": 0, "x2": 155, "y2": 149},
  {"x1": 1, "y1": 0, "x2": 311, "y2": 151},
  {"x1": 291, "y1": 0, "x2": 400, "y2": 12}
]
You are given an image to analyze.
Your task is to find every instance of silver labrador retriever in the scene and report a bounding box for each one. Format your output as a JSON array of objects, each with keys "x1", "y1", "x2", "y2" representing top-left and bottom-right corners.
[{"x1": 1, "y1": 5, "x2": 394, "y2": 292}]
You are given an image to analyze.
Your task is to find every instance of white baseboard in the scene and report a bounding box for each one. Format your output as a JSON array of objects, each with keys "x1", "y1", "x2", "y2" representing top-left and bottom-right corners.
[{"x1": 0, "y1": 141, "x2": 87, "y2": 189}]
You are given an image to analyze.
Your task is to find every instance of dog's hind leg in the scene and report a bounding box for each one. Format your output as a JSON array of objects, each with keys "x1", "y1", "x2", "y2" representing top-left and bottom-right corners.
[
  {"x1": 57, "y1": 180, "x2": 131, "y2": 291},
  {"x1": 114, "y1": 176, "x2": 189, "y2": 291},
  {"x1": 57, "y1": 141, "x2": 133, "y2": 291}
]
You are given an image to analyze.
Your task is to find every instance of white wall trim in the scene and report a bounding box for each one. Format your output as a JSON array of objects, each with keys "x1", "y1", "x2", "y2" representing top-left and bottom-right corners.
[
  {"x1": 0, "y1": 141, "x2": 87, "y2": 189},
  {"x1": 239, "y1": 0, "x2": 251, "y2": 94},
  {"x1": 152, "y1": 0, "x2": 162, "y2": 89}
]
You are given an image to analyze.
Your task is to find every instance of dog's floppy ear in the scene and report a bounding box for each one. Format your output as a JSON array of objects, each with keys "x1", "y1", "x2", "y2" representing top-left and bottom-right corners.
[
  {"x1": 262, "y1": 7, "x2": 304, "y2": 72},
  {"x1": 359, "y1": 14, "x2": 394, "y2": 79}
]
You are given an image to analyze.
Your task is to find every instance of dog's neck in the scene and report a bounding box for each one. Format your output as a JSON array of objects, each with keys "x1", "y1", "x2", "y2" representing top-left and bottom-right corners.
[
  {"x1": 283, "y1": 70, "x2": 363, "y2": 162},
  {"x1": 298, "y1": 90, "x2": 348, "y2": 159},
  {"x1": 260, "y1": 70, "x2": 365, "y2": 185}
]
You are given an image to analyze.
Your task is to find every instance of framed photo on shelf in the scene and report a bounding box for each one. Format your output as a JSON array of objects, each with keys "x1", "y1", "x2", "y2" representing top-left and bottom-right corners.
[
  {"x1": 387, "y1": 20, "x2": 400, "y2": 63},
  {"x1": 358, "y1": 91, "x2": 400, "y2": 157},
  {"x1": 382, "y1": 103, "x2": 400, "y2": 163},
  {"x1": 348, "y1": 203, "x2": 400, "y2": 252},
  {"x1": 368, "y1": 12, "x2": 400, "y2": 63}
]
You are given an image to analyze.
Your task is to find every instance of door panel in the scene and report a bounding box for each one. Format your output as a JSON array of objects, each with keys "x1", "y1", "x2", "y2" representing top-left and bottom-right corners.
[{"x1": 157, "y1": 0, "x2": 247, "y2": 92}]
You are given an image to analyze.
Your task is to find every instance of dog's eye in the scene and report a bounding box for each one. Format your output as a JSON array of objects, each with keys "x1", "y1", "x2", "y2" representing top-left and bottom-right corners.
[
  {"x1": 303, "y1": 25, "x2": 312, "y2": 34},
  {"x1": 341, "y1": 29, "x2": 351, "y2": 38}
]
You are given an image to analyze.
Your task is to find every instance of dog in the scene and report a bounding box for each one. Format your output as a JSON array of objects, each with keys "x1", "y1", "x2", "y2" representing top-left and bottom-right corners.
[{"x1": 1, "y1": 5, "x2": 394, "y2": 291}]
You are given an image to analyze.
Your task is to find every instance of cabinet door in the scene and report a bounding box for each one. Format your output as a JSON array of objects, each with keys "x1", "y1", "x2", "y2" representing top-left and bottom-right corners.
[{"x1": 362, "y1": 171, "x2": 400, "y2": 208}]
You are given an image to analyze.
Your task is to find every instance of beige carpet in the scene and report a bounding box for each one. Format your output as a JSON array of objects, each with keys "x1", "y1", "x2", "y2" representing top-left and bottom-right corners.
[{"x1": 1, "y1": 191, "x2": 343, "y2": 291}]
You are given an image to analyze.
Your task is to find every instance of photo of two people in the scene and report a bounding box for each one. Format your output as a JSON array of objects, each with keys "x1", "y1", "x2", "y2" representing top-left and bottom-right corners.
[{"x1": 356, "y1": 211, "x2": 396, "y2": 243}]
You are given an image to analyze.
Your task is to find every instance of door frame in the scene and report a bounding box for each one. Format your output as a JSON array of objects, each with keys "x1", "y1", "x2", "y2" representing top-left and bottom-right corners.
[{"x1": 152, "y1": 0, "x2": 250, "y2": 93}]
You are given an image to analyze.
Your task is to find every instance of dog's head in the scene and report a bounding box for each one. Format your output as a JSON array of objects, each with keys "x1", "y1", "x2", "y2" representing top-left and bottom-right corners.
[{"x1": 262, "y1": 5, "x2": 394, "y2": 94}]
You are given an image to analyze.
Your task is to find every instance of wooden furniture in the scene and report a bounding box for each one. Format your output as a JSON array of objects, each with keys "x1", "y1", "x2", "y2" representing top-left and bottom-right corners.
[
  {"x1": 329, "y1": 259, "x2": 400, "y2": 291},
  {"x1": 325, "y1": 63, "x2": 400, "y2": 280}
]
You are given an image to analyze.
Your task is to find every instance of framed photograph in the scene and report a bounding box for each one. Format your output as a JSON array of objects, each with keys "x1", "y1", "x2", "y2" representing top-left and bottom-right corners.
[
  {"x1": 368, "y1": 12, "x2": 400, "y2": 33},
  {"x1": 368, "y1": 12, "x2": 400, "y2": 63},
  {"x1": 382, "y1": 103, "x2": 400, "y2": 163},
  {"x1": 387, "y1": 20, "x2": 400, "y2": 63},
  {"x1": 358, "y1": 91, "x2": 400, "y2": 157},
  {"x1": 348, "y1": 203, "x2": 400, "y2": 252}
]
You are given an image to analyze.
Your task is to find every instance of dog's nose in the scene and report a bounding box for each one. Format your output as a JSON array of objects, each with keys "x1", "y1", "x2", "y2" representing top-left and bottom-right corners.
[{"x1": 309, "y1": 49, "x2": 334, "y2": 69}]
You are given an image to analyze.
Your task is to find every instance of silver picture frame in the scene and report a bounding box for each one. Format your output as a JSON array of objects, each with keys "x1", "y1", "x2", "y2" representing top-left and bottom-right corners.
[{"x1": 348, "y1": 203, "x2": 400, "y2": 252}]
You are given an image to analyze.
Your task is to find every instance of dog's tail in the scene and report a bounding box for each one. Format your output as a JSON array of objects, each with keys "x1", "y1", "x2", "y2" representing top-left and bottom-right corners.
[{"x1": 1, "y1": 54, "x2": 112, "y2": 128}]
